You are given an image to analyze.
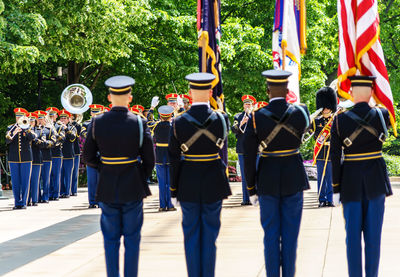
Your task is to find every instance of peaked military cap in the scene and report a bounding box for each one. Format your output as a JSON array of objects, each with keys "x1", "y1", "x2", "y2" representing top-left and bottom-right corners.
[
  {"x1": 89, "y1": 104, "x2": 104, "y2": 114},
  {"x1": 241, "y1": 95, "x2": 256, "y2": 105},
  {"x1": 348, "y1": 75, "x2": 376, "y2": 87},
  {"x1": 14, "y1": 108, "x2": 28, "y2": 116},
  {"x1": 166, "y1": 93, "x2": 179, "y2": 103},
  {"x1": 185, "y1": 73, "x2": 215, "y2": 90},
  {"x1": 158, "y1": 105, "x2": 174, "y2": 117},
  {"x1": 58, "y1": 109, "x2": 71, "y2": 118},
  {"x1": 181, "y1": 94, "x2": 192, "y2": 104},
  {"x1": 256, "y1": 101, "x2": 268, "y2": 108},
  {"x1": 35, "y1": 110, "x2": 47, "y2": 119},
  {"x1": 28, "y1": 112, "x2": 38, "y2": 121},
  {"x1": 262, "y1": 70, "x2": 292, "y2": 86},
  {"x1": 46, "y1": 107, "x2": 59, "y2": 115},
  {"x1": 105, "y1": 75, "x2": 135, "y2": 95},
  {"x1": 132, "y1": 104, "x2": 144, "y2": 112},
  {"x1": 316, "y1": 87, "x2": 337, "y2": 111}
]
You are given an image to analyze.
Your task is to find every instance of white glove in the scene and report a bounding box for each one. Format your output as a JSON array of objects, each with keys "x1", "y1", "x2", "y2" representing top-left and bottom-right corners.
[
  {"x1": 177, "y1": 95, "x2": 184, "y2": 107},
  {"x1": 250, "y1": 195, "x2": 259, "y2": 206},
  {"x1": 171, "y1": 197, "x2": 179, "y2": 207},
  {"x1": 151, "y1": 96, "x2": 159, "y2": 108},
  {"x1": 333, "y1": 193, "x2": 340, "y2": 207}
]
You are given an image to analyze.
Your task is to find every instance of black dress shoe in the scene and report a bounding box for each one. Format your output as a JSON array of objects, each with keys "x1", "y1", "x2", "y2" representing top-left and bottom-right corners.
[
  {"x1": 27, "y1": 203, "x2": 32, "y2": 206},
  {"x1": 20, "y1": 206, "x2": 27, "y2": 209},
  {"x1": 71, "y1": 193, "x2": 77, "y2": 196},
  {"x1": 32, "y1": 203, "x2": 38, "y2": 206},
  {"x1": 88, "y1": 204, "x2": 97, "y2": 209},
  {"x1": 158, "y1": 207, "x2": 167, "y2": 212},
  {"x1": 241, "y1": 202, "x2": 251, "y2": 206},
  {"x1": 49, "y1": 197, "x2": 54, "y2": 201},
  {"x1": 318, "y1": 201, "x2": 327, "y2": 208},
  {"x1": 43, "y1": 200, "x2": 49, "y2": 203},
  {"x1": 326, "y1": 202, "x2": 335, "y2": 207},
  {"x1": 167, "y1": 207, "x2": 177, "y2": 211},
  {"x1": 12, "y1": 206, "x2": 19, "y2": 210}
]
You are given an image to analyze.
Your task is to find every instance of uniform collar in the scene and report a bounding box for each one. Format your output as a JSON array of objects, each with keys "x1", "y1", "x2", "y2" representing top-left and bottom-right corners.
[
  {"x1": 191, "y1": 102, "x2": 210, "y2": 108},
  {"x1": 353, "y1": 101, "x2": 370, "y2": 109},
  {"x1": 111, "y1": 106, "x2": 129, "y2": 111},
  {"x1": 269, "y1": 97, "x2": 285, "y2": 103}
]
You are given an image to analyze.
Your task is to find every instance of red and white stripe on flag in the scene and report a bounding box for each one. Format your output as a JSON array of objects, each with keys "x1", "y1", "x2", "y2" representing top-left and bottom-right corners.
[{"x1": 338, "y1": 0, "x2": 396, "y2": 133}]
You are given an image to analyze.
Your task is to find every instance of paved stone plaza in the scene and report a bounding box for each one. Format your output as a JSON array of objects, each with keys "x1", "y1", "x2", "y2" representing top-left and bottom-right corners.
[{"x1": 0, "y1": 181, "x2": 398, "y2": 277}]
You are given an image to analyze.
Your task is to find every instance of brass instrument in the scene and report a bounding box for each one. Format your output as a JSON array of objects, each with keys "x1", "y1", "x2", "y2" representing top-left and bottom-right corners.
[
  {"x1": 9, "y1": 116, "x2": 31, "y2": 140},
  {"x1": 61, "y1": 83, "x2": 93, "y2": 122},
  {"x1": 17, "y1": 115, "x2": 31, "y2": 129}
]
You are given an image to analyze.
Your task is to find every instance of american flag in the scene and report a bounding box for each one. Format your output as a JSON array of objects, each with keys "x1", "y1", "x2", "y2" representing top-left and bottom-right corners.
[{"x1": 338, "y1": 0, "x2": 396, "y2": 133}]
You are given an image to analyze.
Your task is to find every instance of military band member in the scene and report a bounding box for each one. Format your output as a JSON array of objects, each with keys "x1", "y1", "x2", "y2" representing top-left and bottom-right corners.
[
  {"x1": 36, "y1": 110, "x2": 55, "y2": 203},
  {"x1": 181, "y1": 94, "x2": 192, "y2": 111},
  {"x1": 59, "y1": 110, "x2": 77, "y2": 198},
  {"x1": 27, "y1": 112, "x2": 43, "y2": 206},
  {"x1": 47, "y1": 107, "x2": 66, "y2": 201},
  {"x1": 81, "y1": 104, "x2": 104, "y2": 208},
  {"x1": 169, "y1": 73, "x2": 231, "y2": 277},
  {"x1": 71, "y1": 114, "x2": 82, "y2": 196},
  {"x1": 150, "y1": 105, "x2": 175, "y2": 212},
  {"x1": 330, "y1": 76, "x2": 392, "y2": 277},
  {"x1": 243, "y1": 70, "x2": 310, "y2": 277},
  {"x1": 232, "y1": 94, "x2": 256, "y2": 205},
  {"x1": 166, "y1": 93, "x2": 185, "y2": 116},
  {"x1": 6, "y1": 108, "x2": 36, "y2": 209},
  {"x1": 83, "y1": 75, "x2": 154, "y2": 277},
  {"x1": 311, "y1": 87, "x2": 337, "y2": 207}
]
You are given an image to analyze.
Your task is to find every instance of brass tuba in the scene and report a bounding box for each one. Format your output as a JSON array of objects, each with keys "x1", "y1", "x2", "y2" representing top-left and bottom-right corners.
[{"x1": 61, "y1": 84, "x2": 93, "y2": 115}]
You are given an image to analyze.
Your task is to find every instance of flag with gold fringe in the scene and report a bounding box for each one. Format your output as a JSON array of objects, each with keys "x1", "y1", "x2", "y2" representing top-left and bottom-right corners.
[
  {"x1": 338, "y1": 0, "x2": 396, "y2": 135},
  {"x1": 197, "y1": 0, "x2": 223, "y2": 111},
  {"x1": 272, "y1": 0, "x2": 307, "y2": 104}
]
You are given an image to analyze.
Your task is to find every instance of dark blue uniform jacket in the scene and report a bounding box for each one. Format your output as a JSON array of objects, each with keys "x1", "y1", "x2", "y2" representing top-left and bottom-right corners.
[
  {"x1": 168, "y1": 105, "x2": 231, "y2": 203},
  {"x1": 82, "y1": 106, "x2": 155, "y2": 203},
  {"x1": 6, "y1": 125, "x2": 36, "y2": 162},
  {"x1": 330, "y1": 102, "x2": 392, "y2": 203},
  {"x1": 243, "y1": 99, "x2": 310, "y2": 197}
]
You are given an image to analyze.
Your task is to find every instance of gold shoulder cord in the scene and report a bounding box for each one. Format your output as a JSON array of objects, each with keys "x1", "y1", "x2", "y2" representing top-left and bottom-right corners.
[{"x1": 252, "y1": 111, "x2": 257, "y2": 134}]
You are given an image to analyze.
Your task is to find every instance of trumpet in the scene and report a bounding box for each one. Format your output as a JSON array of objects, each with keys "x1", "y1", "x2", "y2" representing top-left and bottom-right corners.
[
  {"x1": 9, "y1": 116, "x2": 31, "y2": 140},
  {"x1": 18, "y1": 116, "x2": 31, "y2": 129}
]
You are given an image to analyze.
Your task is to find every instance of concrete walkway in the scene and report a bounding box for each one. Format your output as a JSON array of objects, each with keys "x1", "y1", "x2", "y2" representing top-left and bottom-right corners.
[{"x1": 0, "y1": 181, "x2": 399, "y2": 277}]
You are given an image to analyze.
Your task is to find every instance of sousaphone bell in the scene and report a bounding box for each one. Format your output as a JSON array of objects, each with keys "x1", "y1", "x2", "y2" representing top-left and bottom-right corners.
[{"x1": 61, "y1": 84, "x2": 93, "y2": 115}]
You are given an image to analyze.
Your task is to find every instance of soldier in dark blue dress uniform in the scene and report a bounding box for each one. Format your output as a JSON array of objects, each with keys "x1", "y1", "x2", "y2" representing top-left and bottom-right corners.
[
  {"x1": 71, "y1": 114, "x2": 82, "y2": 196},
  {"x1": 83, "y1": 76, "x2": 154, "y2": 277},
  {"x1": 330, "y1": 76, "x2": 392, "y2": 277},
  {"x1": 231, "y1": 94, "x2": 256, "y2": 205},
  {"x1": 36, "y1": 110, "x2": 56, "y2": 203},
  {"x1": 27, "y1": 112, "x2": 43, "y2": 206},
  {"x1": 311, "y1": 87, "x2": 337, "y2": 207},
  {"x1": 59, "y1": 110, "x2": 77, "y2": 198},
  {"x1": 243, "y1": 70, "x2": 310, "y2": 277},
  {"x1": 150, "y1": 105, "x2": 175, "y2": 212},
  {"x1": 6, "y1": 108, "x2": 37, "y2": 209},
  {"x1": 169, "y1": 73, "x2": 231, "y2": 277},
  {"x1": 46, "y1": 107, "x2": 66, "y2": 201},
  {"x1": 81, "y1": 104, "x2": 104, "y2": 208}
]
